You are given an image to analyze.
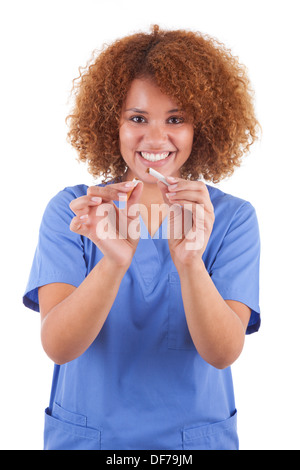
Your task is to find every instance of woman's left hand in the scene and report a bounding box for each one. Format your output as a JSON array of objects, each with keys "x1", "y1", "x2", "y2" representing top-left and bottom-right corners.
[{"x1": 158, "y1": 176, "x2": 215, "y2": 268}]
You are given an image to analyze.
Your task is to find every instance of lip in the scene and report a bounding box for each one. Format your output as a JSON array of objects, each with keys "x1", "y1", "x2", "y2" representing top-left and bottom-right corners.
[{"x1": 136, "y1": 151, "x2": 176, "y2": 168}]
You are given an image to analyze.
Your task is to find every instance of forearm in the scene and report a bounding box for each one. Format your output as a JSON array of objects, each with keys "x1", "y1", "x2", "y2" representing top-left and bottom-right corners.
[
  {"x1": 177, "y1": 260, "x2": 246, "y2": 369},
  {"x1": 41, "y1": 257, "x2": 130, "y2": 365}
]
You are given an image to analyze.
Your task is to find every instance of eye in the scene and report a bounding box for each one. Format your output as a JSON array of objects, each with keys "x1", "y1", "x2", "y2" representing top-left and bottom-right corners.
[
  {"x1": 130, "y1": 115, "x2": 147, "y2": 124},
  {"x1": 168, "y1": 116, "x2": 184, "y2": 124}
]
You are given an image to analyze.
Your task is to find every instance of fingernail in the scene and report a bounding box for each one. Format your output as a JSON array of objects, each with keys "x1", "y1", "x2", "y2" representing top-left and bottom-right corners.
[
  {"x1": 91, "y1": 197, "x2": 102, "y2": 203},
  {"x1": 167, "y1": 176, "x2": 177, "y2": 182},
  {"x1": 80, "y1": 214, "x2": 89, "y2": 220},
  {"x1": 125, "y1": 182, "x2": 134, "y2": 187}
]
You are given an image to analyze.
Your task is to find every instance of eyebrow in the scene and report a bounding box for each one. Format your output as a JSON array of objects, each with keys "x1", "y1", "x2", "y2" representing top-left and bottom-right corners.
[{"x1": 125, "y1": 108, "x2": 180, "y2": 114}]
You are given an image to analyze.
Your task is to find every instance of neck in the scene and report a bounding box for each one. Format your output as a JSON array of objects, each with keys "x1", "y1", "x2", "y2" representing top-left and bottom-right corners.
[
  {"x1": 122, "y1": 171, "x2": 169, "y2": 237},
  {"x1": 122, "y1": 171, "x2": 164, "y2": 208},
  {"x1": 140, "y1": 182, "x2": 165, "y2": 208}
]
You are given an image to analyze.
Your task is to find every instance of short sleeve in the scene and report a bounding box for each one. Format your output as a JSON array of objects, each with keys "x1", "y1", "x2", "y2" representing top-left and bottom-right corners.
[
  {"x1": 23, "y1": 189, "x2": 87, "y2": 312},
  {"x1": 210, "y1": 202, "x2": 261, "y2": 334}
]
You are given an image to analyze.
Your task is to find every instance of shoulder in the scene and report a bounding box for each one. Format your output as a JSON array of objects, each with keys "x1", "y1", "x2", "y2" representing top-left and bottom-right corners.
[
  {"x1": 205, "y1": 184, "x2": 259, "y2": 245},
  {"x1": 206, "y1": 184, "x2": 252, "y2": 209},
  {"x1": 204, "y1": 185, "x2": 260, "y2": 271},
  {"x1": 206, "y1": 184, "x2": 257, "y2": 220},
  {"x1": 44, "y1": 180, "x2": 117, "y2": 215},
  {"x1": 46, "y1": 184, "x2": 90, "y2": 208},
  {"x1": 41, "y1": 184, "x2": 89, "y2": 224},
  {"x1": 51, "y1": 184, "x2": 89, "y2": 203}
]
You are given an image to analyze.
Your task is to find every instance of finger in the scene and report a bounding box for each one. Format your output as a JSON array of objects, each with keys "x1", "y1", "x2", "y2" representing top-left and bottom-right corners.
[
  {"x1": 167, "y1": 200, "x2": 204, "y2": 228},
  {"x1": 165, "y1": 192, "x2": 196, "y2": 205},
  {"x1": 87, "y1": 182, "x2": 138, "y2": 201},
  {"x1": 157, "y1": 181, "x2": 171, "y2": 205},
  {"x1": 157, "y1": 180, "x2": 169, "y2": 193},
  {"x1": 167, "y1": 198, "x2": 212, "y2": 221},
  {"x1": 168, "y1": 202, "x2": 205, "y2": 238},
  {"x1": 126, "y1": 180, "x2": 143, "y2": 201},
  {"x1": 161, "y1": 179, "x2": 210, "y2": 208},
  {"x1": 166, "y1": 178, "x2": 208, "y2": 194},
  {"x1": 117, "y1": 182, "x2": 143, "y2": 223},
  {"x1": 126, "y1": 181, "x2": 143, "y2": 204},
  {"x1": 70, "y1": 215, "x2": 89, "y2": 235},
  {"x1": 69, "y1": 195, "x2": 102, "y2": 215},
  {"x1": 166, "y1": 189, "x2": 212, "y2": 208}
]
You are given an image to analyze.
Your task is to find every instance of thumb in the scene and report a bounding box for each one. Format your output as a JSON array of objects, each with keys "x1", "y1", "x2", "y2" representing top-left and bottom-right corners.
[
  {"x1": 125, "y1": 181, "x2": 144, "y2": 222},
  {"x1": 157, "y1": 181, "x2": 171, "y2": 206},
  {"x1": 127, "y1": 181, "x2": 144, "y2": 204}
]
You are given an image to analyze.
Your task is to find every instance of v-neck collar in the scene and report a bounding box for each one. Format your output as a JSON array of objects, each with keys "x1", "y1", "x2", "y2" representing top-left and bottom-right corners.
[
  {"x1": 134, "y1": 215, "x2": 169, "y2": 293},
  {"x1": 113, "y1": 200, "x2": 170, "y2": 295},
  {"x1": 139, "y1": 213, "x2": 169, "y2": 240},
  {"x1": 113, "y1": 199, "x2": 169, "y2": 240}
]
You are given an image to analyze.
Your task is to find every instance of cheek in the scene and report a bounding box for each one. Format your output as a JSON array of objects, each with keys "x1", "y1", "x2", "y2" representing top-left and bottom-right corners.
[
  {"x1": 119, "y1": 126, "x2": 130, "y2": 150},
  {"x1": 179, "y1": 128, "x2": 194, "y2": 152},
  {"x1": 119, "y1": 125, "x2": 142, "y2": 151}
]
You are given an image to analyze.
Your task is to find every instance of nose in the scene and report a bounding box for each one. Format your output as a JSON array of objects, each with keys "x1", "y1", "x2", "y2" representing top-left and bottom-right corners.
[{"x1": 143, "y1": 122, "x2": 168, "y2": 148}]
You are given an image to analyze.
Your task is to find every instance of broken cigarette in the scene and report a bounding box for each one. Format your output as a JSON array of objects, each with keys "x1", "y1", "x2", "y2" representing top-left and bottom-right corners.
[
  {"x1": 146, "y1": 167, "x2": 171, "y2": 186},
  {"x1": 127, "y1": 177, "x2": 140, "y2": 200}
]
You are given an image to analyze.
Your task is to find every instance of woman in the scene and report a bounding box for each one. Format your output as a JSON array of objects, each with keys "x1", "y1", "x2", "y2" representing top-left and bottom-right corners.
[{"x1": 23, "y1": 25, "x2": 261, "y2": 450}]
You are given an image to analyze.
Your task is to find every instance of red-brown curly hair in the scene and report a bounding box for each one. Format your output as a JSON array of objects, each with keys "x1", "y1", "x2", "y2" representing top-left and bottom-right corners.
[{"x1": 67, "y1": 25, "x2": 260, "y2": 183}]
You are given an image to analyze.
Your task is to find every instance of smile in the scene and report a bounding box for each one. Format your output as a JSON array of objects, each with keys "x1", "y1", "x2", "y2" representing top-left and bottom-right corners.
[{"x1": 139, "y1": 151, "x2": 172, "y2": 162}]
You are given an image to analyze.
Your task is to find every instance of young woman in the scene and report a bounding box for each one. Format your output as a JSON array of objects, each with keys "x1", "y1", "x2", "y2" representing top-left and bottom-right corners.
[{"x1": 23, "y1": 26, "x2": 261, "y2": 450}]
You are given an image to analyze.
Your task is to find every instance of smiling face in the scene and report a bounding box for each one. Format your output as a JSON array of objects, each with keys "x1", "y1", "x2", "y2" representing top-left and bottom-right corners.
[{"x1": 119, "y1": 78, "x2": 194, "y2": 183}]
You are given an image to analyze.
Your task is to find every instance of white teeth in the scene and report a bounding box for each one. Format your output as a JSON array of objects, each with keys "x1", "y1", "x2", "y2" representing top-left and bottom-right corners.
[{"x1": 140, "y1": 152, "x2": 170, "y2": 162}]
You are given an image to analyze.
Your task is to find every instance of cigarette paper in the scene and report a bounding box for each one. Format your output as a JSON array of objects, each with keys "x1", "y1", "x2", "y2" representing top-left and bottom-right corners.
[{"x1": 146, "y1": 168, "x2": 170, "y2": 186}]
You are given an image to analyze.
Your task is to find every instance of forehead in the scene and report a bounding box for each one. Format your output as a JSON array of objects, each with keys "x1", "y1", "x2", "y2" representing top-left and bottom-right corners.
[{"x1": 124, "y1": 78, "x2": 178, "y2": 110}]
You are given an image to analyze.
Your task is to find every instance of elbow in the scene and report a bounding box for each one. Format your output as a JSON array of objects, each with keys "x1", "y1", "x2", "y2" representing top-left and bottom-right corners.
[
  {"x1": 41, "y1": 336, "x2": 70, "y2": 365},
  {"x1": 45, "y1": 349, "x2": 70, "y2": 366},
  {"x1": 41, "y1": 322, "x2": 73, "y2": 366},
  {"x1": 212, "y1": 347, "x2": 244, "y2": 369},
  {"x1": 206, "y1": 354, "x2": 242, "y2": 370},
  {"x1": 196, "y1": 339, "x2": 245, "y2": 370},
  {"x1": 53, "y1": 358, "x2": 70, "y2": 366},
  {"x1": 209, "y1": 359, "x2": 236, "y2": 370},
  {"x1": 41, "y1": 343, "x2": 73, "y2": 365}
]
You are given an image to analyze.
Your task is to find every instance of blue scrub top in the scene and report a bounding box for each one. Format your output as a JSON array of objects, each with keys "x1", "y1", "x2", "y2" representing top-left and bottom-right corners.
[{"x1": 23, "y1": 183, "x2": 260, "y2": 450}]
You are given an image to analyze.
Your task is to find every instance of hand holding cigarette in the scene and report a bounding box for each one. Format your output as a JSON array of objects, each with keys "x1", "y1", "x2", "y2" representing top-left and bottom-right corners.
[
  {"x1": 150, "y1": 171, "x2": 215, "y2": 259},
  {"x1": 69, "y1": 180, "x2": 144, "y2": 265}
]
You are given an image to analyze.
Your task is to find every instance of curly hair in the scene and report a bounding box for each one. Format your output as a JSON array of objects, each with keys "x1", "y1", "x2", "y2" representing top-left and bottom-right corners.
[{"x1": 67, "y1": 25, "x2": 260, "y2": 183}]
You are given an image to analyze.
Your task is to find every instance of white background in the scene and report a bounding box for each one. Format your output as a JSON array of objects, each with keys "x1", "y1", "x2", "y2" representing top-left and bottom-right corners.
[{"x1": 1, "y1": 0, "x2": 299, "y2": 450}]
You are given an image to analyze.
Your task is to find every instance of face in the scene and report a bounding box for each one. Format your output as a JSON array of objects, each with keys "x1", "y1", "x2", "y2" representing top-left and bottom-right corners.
[{"x1": 119, "y1": 78, "x2": 194, "y2": 183}]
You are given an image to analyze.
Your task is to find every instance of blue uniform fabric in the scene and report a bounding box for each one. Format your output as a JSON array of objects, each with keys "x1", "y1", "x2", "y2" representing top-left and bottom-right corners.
[{"x1": 23, "y1": 183, "x2": 260, "y2": 450}]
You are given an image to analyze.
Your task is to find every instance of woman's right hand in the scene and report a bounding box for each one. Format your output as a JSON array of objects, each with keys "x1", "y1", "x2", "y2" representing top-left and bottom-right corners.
[{"x1": 69, "y1": 180, "x2": 143, "y2": 267}]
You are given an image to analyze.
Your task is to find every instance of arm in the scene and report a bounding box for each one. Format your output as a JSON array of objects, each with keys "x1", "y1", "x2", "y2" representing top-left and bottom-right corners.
[
  {"x1": 160, "y1": 177, "x2": 251, "y2": 369},
  {"x1": 39, "y1": 180, "x2": 143, "y2": 365},
  {"x1": 177, "y1": 260, "x2": 250, "y2": 369},
  {"x1": 39, "y1": 257, "x2": 130, "y2": 365}
]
